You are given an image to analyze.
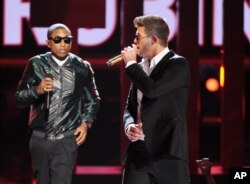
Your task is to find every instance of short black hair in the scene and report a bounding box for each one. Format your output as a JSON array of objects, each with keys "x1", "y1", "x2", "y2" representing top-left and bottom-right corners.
[{"x1": 47, "y1": 23, "x2": 71, "y2": 38}]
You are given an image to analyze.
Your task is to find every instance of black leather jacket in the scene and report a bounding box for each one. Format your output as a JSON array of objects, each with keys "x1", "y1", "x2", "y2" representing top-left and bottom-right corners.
[{"x1": 15, "y1": 52, "x2": 100, "y2": 138}]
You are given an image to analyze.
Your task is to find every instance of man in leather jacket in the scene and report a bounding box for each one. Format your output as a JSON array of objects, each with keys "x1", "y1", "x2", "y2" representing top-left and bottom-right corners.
[{"x1": 15, "y1": 23, "x2": 100, "y2": 184}]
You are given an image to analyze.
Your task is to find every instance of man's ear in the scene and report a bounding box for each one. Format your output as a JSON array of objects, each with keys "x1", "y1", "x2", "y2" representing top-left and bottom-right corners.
[
  {"x1": 46, "y1": 40, "x2": 51, "y2": 48},
  {"x1": 151, "y1": 35, "x2": 157, "y2": 44}
]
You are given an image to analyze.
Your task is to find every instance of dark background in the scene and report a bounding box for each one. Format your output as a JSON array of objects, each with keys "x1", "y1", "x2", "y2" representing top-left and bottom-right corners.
[{"x1": 0, "y1": 0, "x2": 249, "y2": 184}]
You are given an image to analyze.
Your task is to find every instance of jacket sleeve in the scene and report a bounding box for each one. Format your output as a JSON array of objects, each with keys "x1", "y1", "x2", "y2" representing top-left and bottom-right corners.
[
  {"x1": 15, "y1": 59, "x2": 40, "y2": 108},
  {"x1": 80, "y1": 63, "x2": 101, "y2": 124},
  {"x1": 125, "y1": 56, "x2": 190, "y2": 99},
  {"x1": 123, "y1": 84, "x2": 136, "y2": 130}
]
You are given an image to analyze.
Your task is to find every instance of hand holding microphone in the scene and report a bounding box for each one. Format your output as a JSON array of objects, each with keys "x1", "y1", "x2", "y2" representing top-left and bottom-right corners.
[
  {"x1": 37, "y1": 74, "x2": 53, "y2": 94},
  {"x1": 106, "y1": 44, "x2": 138, "y2": 67},
  {"x1": 44, "y1": 74, "x2": 53, "y2": 109},
  {"x1": 36, "y1": 74, "x2": 53, "y2": 109}
]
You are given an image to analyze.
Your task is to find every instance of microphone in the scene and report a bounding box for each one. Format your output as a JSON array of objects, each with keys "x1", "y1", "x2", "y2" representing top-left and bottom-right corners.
[
  {"x1": 45, "y1": 73, "x2": 53, "y2": 109},
  {"x1": 106, "y1": 54, "x2": 123, "y2": 67}
]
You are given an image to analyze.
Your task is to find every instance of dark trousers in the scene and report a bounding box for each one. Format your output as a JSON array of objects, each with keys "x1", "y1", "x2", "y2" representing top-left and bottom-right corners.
[
  {"x1": 122, "y1": 141, "x2": 157, "y2": 184},
  {"x1": 122, "y1": 163, "x2": 158, "y2": 184},
  {"x1": 122, "y1": 159, "x2": 190, "y2": 184},
  {"x1": 122, "y1": 141, "x2": 190, "y2": 184},
  {"x1": 153, "y1": 159, "x2": 190, "y2": 184},
  {"x1": 29, "y1": 133, "x2": 78, "y2": 184}
]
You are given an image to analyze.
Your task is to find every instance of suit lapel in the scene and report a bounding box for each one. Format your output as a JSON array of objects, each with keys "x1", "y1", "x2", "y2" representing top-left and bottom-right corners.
[{"x1": 150, "y1": 50, "x2": 175, "y2": 78}]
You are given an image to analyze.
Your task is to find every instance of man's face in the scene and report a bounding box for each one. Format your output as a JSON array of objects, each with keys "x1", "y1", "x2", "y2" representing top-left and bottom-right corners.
[
  {"x1": 47, "y1": 28, "x2": 72, "y2": 60},
  {"x1": 134, "y1": 27, "x2": 152, "y2": 59}
]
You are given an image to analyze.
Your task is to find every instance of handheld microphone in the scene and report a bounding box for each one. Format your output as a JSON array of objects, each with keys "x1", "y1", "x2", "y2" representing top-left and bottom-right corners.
[
  {"x1": 106, "y1": 54, "x2": 123, "y2": 67},
  {"x1": 45, "y1": 73, "x2": 53, "y2": 109}
]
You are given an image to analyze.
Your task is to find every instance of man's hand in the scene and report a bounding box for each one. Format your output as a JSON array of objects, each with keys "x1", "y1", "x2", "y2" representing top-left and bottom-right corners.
[
  {"x1": 121, "y1": 44, "x2": 138, "y2": 65},
  {"x1": 74, "y1": 122, "x2": 90, "y2": 145},
  {"x1": 125, "y1": 122, "x2": 145, "y2": 142},
  {"x1": 37, "y1": 76, "x2": 53, "y2": 95}
]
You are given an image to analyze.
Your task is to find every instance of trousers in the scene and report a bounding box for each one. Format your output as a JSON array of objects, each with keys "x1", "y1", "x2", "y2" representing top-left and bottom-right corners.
[
  {"x1": 122, "y1": 141, "x2": 190, "y2": 184},
  {"x1": 29, "y1": 132, "x2": 78, "y2": 184}
]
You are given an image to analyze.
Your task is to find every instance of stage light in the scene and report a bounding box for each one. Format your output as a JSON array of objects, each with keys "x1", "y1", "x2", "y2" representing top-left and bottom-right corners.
[
  {"x1": 220, "y1": 65, "x2": 225, "y2": 87},
  {"x1": 205, "y1": 78, "x2": 220, "y2": 92},
  {"x1": 200, "y1": 64, "x2": 221, "y2": 117}
]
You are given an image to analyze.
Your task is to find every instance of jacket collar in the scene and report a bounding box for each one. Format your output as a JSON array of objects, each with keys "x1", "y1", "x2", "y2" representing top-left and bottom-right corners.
[{"x1": 149, "y1": 50, "x2": 175, "y2": 77}]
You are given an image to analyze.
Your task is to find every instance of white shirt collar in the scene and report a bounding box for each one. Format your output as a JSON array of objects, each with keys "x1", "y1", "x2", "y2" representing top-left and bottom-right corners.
[
  {"x1": 141, "y1": 47, "x2": 170, "y2": 74},
  {"x1": 150, "y1": 47, "x2": 170, "y2": 69},
  {"x1": 51, "y1": 55, "x2": 69, "y2": 66}
]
